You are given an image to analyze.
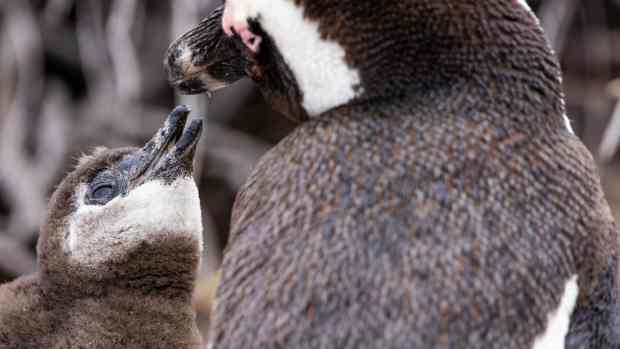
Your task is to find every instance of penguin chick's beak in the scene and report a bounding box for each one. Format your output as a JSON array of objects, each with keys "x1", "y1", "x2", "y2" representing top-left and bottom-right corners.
[
  {"x1": 165, "y1": 6, "x2": 247, "y2": 95},
  {"x1": 130, "y1": 105, "x2": 203, "y2": 187}
]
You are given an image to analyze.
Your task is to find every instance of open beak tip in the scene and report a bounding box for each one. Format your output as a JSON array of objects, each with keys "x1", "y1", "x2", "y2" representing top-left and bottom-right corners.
[
  {"x1": 166, "y1": 105, "x2": 192, "y2": 131},
  {"x1": 174, "y1": 119, "x2": 204, "y2": 159},
  {"x1": 185, "y1": 119, "x2": 204, "y2": 145}
]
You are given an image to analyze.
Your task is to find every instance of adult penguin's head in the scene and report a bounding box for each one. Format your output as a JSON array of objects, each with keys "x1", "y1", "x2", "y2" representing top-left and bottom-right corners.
[{"x1": 166, "y1": 1, "x2": 563, "y2": 124}]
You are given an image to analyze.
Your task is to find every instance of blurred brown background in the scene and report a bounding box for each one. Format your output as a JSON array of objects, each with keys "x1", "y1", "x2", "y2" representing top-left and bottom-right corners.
[{"x1": 0, "y1": 0, "x2": 619, "y2": 337}]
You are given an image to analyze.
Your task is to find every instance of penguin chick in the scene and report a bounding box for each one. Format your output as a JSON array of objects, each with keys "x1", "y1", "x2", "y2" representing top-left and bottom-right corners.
[
  {"x1": 167, "y1": 1, "x2": 620, "y2": 348},
  {"x1": 0, "y1": 106, "x2": 205, "y2": 349}
]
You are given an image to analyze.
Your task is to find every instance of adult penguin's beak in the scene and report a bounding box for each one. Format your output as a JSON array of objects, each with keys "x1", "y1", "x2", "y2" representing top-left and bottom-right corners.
[{"x1": 165, "y1": 6, "x2": 247, "y2": 95}]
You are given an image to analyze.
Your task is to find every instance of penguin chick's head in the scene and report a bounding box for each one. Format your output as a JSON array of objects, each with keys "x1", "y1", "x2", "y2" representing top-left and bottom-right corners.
[
  {"x1": 38, "y1": 106, "x2": 204, "y2": 293},
  {"x1": 166, "y1": 0, "x2": 565, "y2": 125}
]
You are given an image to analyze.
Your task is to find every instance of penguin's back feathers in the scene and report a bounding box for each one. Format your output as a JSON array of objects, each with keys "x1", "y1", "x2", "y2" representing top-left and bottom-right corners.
[{"x1": 214, "y1": 102, "x2": 618, "y2": 348}]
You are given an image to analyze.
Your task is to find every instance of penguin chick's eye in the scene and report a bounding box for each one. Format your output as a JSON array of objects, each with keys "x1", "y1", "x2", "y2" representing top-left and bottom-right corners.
[
  {"x1": 92, "y1": 185, "x2": 115, "y2": 200},
  {"x1": 85, "y1": 172, "x2": 122, "y2": 206}
]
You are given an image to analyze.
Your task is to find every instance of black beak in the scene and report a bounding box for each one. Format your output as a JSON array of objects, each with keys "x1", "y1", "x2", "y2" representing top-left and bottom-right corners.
[
  {"x1": 165, "y1": 6, "x2": 247, "y2": 95},
  {"x1": 130, "y1": 105, "x2": 203, "y2": 186}
]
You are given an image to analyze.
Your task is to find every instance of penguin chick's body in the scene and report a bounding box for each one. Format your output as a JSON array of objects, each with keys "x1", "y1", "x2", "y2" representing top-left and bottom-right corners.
[
  {"x1": 167, "y1": 1, "x2": 620, "y2": 348},
  {"x1": 0, "y1": 107, "x2": 205, "y2": 349}
]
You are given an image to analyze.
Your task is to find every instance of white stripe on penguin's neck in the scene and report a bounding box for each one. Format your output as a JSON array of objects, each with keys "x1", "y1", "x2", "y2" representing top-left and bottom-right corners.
[{"x1": 228, "y1": 0, "x2": 363, "y2": 116}]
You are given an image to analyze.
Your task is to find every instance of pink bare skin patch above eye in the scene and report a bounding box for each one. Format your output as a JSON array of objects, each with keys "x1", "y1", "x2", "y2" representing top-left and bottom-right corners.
[{"x1": 222, "y1": 2, "x2": 262, "y2": 53}]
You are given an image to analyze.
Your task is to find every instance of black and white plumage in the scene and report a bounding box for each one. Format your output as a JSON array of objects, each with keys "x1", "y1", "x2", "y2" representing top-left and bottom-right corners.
[{"x1": 167, "y1": 1, "x2": 620, "y2": 348}]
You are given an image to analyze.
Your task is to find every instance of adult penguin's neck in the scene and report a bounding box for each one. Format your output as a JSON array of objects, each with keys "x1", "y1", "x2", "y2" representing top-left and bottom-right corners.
[{"x1": 303, "y1": 1, "x2": 565, "y2": 132}]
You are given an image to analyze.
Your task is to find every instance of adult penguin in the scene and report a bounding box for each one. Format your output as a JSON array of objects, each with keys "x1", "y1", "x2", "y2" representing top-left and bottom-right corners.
[{"x1": 166, "y1": 1, "x2": 620, "y2": 348}]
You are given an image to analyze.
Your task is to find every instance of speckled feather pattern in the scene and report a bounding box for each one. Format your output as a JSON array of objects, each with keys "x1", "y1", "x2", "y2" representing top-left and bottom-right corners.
[
  {"x1": 208, "y1": 0, "x2": 619, "y2": 348},
  {"x1": 214, "y1": 99, "x2": 617, "y2": 348}
]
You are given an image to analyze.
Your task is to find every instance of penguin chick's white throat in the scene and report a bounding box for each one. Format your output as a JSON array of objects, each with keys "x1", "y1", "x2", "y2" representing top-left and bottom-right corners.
[{"x1": 66, "y1": 178, "x2": 203, "y2": 263}]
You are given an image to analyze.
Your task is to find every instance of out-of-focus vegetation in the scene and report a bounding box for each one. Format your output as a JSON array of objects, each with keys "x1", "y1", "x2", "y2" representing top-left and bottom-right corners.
[{"x1": 0, "y1": 0, "x2": 619, "y2": 337}]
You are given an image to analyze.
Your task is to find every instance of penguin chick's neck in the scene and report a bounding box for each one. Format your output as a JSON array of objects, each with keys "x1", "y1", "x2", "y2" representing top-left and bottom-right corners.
[
  {"x1": 41, "y1": 239, "x2": 201, "y2": 300},
  {"x1": 256, "y1": 0, "x2": 565, "y2": 131},
  {"x1": 26, "y1": 275, "x2": 201, "y2": 348}
]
